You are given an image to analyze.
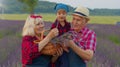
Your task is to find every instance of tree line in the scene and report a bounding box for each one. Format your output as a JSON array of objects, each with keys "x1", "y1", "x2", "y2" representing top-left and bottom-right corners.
[{"x1": 1, "y1": 0, "x2": 120, "y2": 16}]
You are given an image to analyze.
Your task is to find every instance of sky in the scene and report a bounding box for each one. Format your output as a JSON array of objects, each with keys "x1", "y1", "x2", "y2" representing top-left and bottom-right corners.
[{"x1": 44, "y1": 0, "x2": 119, "y2": 9}]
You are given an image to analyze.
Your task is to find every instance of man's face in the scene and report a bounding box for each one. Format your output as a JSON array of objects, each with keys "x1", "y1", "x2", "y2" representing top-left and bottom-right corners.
[{"x1": 72, "y1": 15, "x2": 87, "y2": 32}]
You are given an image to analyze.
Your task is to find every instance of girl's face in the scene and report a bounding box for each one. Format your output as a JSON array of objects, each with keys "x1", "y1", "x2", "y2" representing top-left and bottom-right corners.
[
  {"x1": 56, "y1": 9, "x2": 67, "y2": 22},
  {"x1": 34, "y1": 19, "x2": 44, "y2": 34}
]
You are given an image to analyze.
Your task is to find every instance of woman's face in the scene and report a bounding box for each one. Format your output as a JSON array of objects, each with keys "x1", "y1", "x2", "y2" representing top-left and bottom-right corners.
[
  {"x1": 34, "y1": 19, "x2": 44, "y2": 34},
  {"x1": 56, "y1": 9, "x2": 67, "y2": 22}
]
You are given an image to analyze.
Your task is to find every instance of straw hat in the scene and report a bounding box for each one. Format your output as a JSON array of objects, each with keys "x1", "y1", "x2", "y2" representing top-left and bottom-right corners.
[{"x1": 73, "y1": 5, "x2": 89, "y2": 19}]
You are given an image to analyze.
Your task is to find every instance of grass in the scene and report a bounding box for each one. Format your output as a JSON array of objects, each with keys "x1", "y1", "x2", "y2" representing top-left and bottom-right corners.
[
  {"x1": 0, "y1": 31, "x2": 8, "y2": 39},
  {"x1": 0, "y1": 30, "x2": 19, "y2": 39},
  {"x1": 1, "y1": 14, "x2": 120, "y2": 24},
  {"x1": 15, "y1": 32, "x2": 22, "y2": 38},
  {"x1": 0, "y1": 32, "x2": 4, "y2": 39},
  {"x1": 1, "y1": 14, "x2": 28, "y2": 21},
  {"x1": 90, "y1": 16, "x2": 120, "y2": 24},
  {"x1": 108, "y1": 35, "x2": 120, "y2": 45},
  {"x1": 0, "y1": 49, "x2": 8, "y2": 63}
]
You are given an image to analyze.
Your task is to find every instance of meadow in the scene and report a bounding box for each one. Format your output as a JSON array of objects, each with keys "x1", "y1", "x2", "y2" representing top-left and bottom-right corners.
[
  {"x1": 1, "y1": 14, "x2": 120, "y2": 24},
  {"x1": 0, "y1": 14, "x2": 120, "y2": 67}
]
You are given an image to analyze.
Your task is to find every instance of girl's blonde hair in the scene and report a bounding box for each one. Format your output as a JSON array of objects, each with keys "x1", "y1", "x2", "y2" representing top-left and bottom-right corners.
[{"x1": 22, "y1": 14, "x2": 43, "y2": 37}]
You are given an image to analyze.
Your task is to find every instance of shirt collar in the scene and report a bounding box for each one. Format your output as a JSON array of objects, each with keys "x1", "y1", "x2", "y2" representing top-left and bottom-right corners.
[{"x1": 55, "y1": 20, "x2": 68, "y2": 28}]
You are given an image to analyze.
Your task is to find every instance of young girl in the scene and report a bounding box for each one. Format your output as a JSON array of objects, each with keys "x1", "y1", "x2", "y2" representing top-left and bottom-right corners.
[
  {"x1": 51, "y1": 3, "x2": 71, "y2": 67},
  {"x1": 21, "y1": 14, "x2": 60, "y2": 67}
]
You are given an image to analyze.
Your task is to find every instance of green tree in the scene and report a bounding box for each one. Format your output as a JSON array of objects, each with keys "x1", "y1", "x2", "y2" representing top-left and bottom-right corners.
[{"x1": 18, "y1": 0, "x2": 38, "y2": 14}]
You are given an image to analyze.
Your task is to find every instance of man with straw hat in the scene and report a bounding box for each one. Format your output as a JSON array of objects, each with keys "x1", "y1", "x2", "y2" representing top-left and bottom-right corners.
[{"x1": 65, "y1": 5, "x2": 96, "y2": 67}]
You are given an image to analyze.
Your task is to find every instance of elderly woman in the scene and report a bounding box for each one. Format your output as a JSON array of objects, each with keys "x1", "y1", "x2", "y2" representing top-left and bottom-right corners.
[
  {"x1": 21, "y1": 14, "x2": 62, "y2": 67},
  {"x1": 65, "y1": 5, "x2": 97, "y2": 67}
]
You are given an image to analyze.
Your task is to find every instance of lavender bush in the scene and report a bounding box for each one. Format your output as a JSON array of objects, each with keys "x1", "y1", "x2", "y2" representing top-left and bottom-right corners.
[{"x1": 0, "y1": 20, "x2": 120, "y2": 67}]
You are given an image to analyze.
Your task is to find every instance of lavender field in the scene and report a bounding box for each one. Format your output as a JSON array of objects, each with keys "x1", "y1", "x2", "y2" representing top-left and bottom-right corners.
[{"x1": 0, "y1": 20, "x2": 120, "y2": 67}]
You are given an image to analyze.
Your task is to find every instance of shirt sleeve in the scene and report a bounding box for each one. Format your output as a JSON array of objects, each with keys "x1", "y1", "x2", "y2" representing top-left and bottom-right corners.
[
  {"x1": 22, "y1": 36, "x2": 41, "y2": 65},
  {"x1": 51, "y1": 23, "x2": 56, "y2": 29},
  {"x1": 67, "y1": 23, "x2": 71, "y2": 31},
  {"x1": 85, "y1": 32, "x2": 96, "y2": 52}
]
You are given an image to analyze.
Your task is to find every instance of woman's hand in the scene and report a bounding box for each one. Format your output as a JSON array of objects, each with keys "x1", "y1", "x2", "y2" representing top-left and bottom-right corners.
[
  {"x1": 51, "y1": 47, "x2": 63, "y2": 63},
  {"x1": 48, "y1": 28, "x2": 59, "y2": 39},
  {"x1": 38, "y1": 28, "x2": 58, "y2": 52},
  {"x1": 56, "y1": 47, "x2": 63, "y2": 56}
]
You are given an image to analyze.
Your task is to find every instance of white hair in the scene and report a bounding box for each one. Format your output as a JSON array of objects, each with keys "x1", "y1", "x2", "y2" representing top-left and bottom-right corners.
[{"x1": 22, "y1": 15, "x2": 43, "y2": 37}]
